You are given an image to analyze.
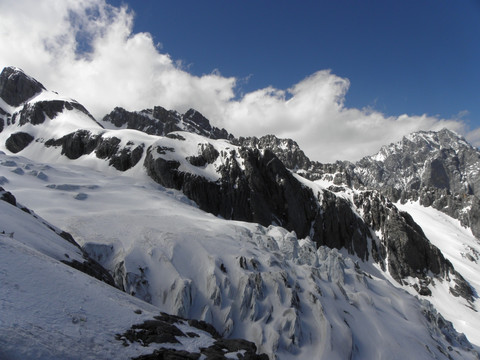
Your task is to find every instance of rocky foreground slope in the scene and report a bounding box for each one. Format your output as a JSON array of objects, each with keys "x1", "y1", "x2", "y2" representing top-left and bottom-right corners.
[{"x1": 1, "y1": 66, "x2": 480, "y2": 359}]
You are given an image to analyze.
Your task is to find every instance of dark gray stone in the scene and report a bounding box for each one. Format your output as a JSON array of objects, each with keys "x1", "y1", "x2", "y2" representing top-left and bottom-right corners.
[
  {"x1": 5, "y1": 132, "x2": 34, "y2": 153},
  {"x1": 107, "y1": 144, "x2": 144, "y2": 171},
  {"x1": 315, "y1": 190, "x2": 372, "y2": 261},
  {"x1": 74, "y1": 193, "x2": 88, "y2": 200},
  {"x1": 122, "y1": 313, "x2": 268, "y2": 360}
]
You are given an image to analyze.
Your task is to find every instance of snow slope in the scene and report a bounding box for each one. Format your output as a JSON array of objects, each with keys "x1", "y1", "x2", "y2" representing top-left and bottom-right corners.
[
  {"x1": 397, "y1": 201, "x2": 480, "y2": 345},
  {"x1": 1, "y1": 149, "x2": 478, "y2": 359}
]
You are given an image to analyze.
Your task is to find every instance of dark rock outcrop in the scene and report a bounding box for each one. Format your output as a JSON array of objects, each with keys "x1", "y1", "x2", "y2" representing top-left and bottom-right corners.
[
  {"x1": 5, "y1": 132, "x2": 34, "y2": 153},
  {"x1": 0, "y1": 66, "x2": 45, "y2": 106},
  {"x1": 187, "y1": 143, "x2": 219, "y2": 167},
  {"x1": 0, "y1": 187, "x2": 16, "y2": 206},
  {"x1": 234, "y1": 135, "x2": 313, "y2": 172},
  {"x1": 45, "y1": 130, "x2": 101, "y2": 159},
  {"x1": 103, "y1": 106, "x2": 182, "y2": 135},
  {"x1": 118, "y1": 313, "x2": 268, "y2": 360},
  {"x1": 315, "y1": 190, "x2": 373, "y2": 261},
  {"x1": 10, "y1": 99, "x2": 98, "y2": 127},
  {"x1": 234, "y1": 135, "x2": 363, "y2": 187},
  {"x1": 45, "y1": 131, "x2": 144, "y2": 171}
]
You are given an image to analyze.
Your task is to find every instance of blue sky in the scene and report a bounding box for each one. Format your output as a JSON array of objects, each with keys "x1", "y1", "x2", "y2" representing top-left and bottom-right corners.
[
  {"x1": 0, "y1": 0, "x2": 479, "y2": 161},
  {"x1": 109, "y1": 0, "x2": 480, "y2": 122}
]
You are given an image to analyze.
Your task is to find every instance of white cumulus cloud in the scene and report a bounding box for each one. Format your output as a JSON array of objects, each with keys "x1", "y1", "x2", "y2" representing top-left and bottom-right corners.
[{"x1": 0, "y1": 0, "x2": 476, "y2": 162}]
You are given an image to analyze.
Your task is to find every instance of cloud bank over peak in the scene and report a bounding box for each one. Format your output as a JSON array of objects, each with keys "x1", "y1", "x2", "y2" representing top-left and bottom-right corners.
[{"x1": 0, "y1": 0, "x2": 474, "y2": 162}]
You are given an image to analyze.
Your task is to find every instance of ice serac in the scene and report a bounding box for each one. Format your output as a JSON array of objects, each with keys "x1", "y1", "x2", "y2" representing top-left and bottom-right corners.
[
  {"x1": 103, "y1": 106, "x2": 233, "y2": 140},
  {"x1": 0, "y1": 66, "x2": 45, "y2": 106}
]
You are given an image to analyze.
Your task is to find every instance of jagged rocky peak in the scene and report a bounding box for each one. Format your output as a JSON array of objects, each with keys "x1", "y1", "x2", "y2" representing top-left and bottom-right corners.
[
  {"x1": 0, "y1": 66, "x2": 46, "y2": 107},
  {"x1": 103, "y1": 105, "x2": 233, "y2": 140},
  {"x1": 234, "y1": 134, "x2": 312, "y2": 171},
  {"x1": 353, "y1": 128, "x2": 480, "y2": 237},
  {"x1": 365, "y1": 128, "x2": 474, "y2": 165}
]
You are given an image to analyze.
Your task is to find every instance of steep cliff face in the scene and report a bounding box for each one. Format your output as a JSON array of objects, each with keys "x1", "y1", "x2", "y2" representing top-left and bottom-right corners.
[{"x1": 144, "y1": 139, "x2": 319, "y2": 239}]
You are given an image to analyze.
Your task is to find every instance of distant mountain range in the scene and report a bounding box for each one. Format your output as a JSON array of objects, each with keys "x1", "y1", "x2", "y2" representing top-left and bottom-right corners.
[{"x1": 1, "y1": 66, "x2": 480, "y2": 359}]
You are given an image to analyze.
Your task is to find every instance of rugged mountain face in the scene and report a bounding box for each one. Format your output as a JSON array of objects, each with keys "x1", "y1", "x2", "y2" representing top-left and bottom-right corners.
[
  {"x1": 355, "y1": 129, "x2": 480, "y2": 237},
  {"x1": 103, "y1": 106, "x2": 233, "y2": 140}
]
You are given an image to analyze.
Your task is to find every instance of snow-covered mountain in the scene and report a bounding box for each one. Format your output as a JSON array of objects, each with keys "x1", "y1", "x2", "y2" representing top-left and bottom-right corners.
[{"x1": 1, "y1": 66, "x2": 480, "y2": 359}]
